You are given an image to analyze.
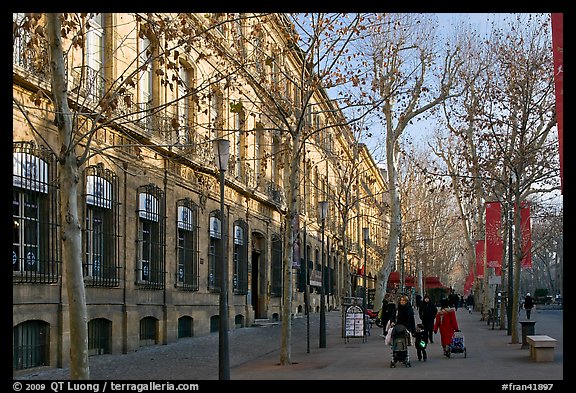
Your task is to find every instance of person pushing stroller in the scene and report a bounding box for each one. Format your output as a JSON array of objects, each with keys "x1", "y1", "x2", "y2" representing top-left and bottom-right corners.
[{"x1": 388, "y1": 294, "x2": 416, "y2": 367}]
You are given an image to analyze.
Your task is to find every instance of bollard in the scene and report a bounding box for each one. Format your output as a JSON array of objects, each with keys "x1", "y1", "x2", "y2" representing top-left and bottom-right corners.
[{"x1": 520, "y1": 320, "x2": 536, "y2": 349}]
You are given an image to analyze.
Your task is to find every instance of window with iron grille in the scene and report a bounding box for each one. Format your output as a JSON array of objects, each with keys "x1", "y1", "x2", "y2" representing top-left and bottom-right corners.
[
  {"x1": 208, "y1": 211, "x2": 224, "y2": 291},
  {"x1": 83, "y1": 164, "x2": 120, "y2": 287},
  {"x1": 136, "y1": 184, "x2": 165, "y2": 289},
  {"x1": 297, "y1": 245, "x2": 313, "y2": 293},
  {"x1": 12, "y1": 142, "x2": 60, "y2": 284},
  {"x1": 232, "y1": 220, "x2": 248, "y2": 295},
  {"x1": 270, "y1": 234, "x2": 283, "y2": 296},
  {"x1": 13, "y1": 320, "x2": 49, "y2": 370},
  {"x1": 178, "y1": 316, "x2": 193, "y2": 338},
  {"x1": 139, "y1": 316, "x2": 157, "y2": 346},
  {"x1": 88, "y1": 318, "x2": 111, "y2": 356},
  {"x1": 176, "y1": 198, "x2": 199, "y2": 290}
]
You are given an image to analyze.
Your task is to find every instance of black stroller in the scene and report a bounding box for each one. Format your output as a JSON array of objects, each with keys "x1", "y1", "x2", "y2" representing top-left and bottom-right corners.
[{"x1": 390, "y1": 323, "x2": 411, "y2": 367}]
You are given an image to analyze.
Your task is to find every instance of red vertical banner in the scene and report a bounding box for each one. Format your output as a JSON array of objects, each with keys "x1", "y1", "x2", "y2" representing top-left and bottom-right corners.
[
  {"x1": 485, "y1": 202, "x2": 503, "y2": 270},
  {"x1": 464, "y1": 271, "x2": 474, "y2": 295},
  {"x1": 475, "y1": 239, "x2": 485, "y2": 278},
  {"x1": 520, "y1": 202, "x2": 533, "y2": 269},
  {"x1": 551, "y1": 13, "x2": 563, "y2": 193}
]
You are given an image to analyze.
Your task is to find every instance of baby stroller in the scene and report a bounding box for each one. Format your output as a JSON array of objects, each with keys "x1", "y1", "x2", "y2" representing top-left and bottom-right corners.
[
  {"x1": 390, "y1": 323, "x2": 411, "y2": 367},
  {"x1": 449, "y1": 330, "x2": 466, "y2": 357}
]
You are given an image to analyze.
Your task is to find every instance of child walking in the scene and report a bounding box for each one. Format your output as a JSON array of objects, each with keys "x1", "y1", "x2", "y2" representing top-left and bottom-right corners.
[{"x1": 414, "y1": 323, "x2": 428, "y2": 361}]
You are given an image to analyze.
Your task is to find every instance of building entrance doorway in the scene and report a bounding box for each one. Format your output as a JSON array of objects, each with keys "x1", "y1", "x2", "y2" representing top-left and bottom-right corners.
[{"x1": 251, "y1": 233, "x2": 266, "y2": 319}]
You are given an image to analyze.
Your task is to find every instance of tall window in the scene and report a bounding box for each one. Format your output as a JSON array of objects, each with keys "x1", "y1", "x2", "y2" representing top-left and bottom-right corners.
[
  {"x1": 12, "y1": 142, "x2": 59, "y2": 284},
  {"x1": 232, "y1": 220, "x2": 248, "y2": 294},
  {"x1": 208, "y1": 211, "x2": 223, "y2": 291},
  {"x1": 136, "y1": 184, "x2": 165, "y2": 289},
  {"x1": 254, "y1": 123, "x2": 263, "y2": 179},
  {"x1": 83, "y1": 164, "x2": 119, "y2": 286},
  {"x1": 176, "y1": 198, "x2": 199, "y2": 290},
  {"x1": 209, "y1": 88, "x2": 223, "y2": 140},
  {"x1": 232, "y1": 13, "x2": 246, "y2": 58},
  {"x1": 233, "y1": 110, "x2": 245, "y2": 180},
  {"x1": 138, "y1": 35, "x2": 153, "y2": 134},
  {"x1": 271, "y1": 135, "x2": 280, "y2": 184},
  {"x1": 85, "y1": 13, "x2": 105, "y2": 99},
  {"x1": 176, "y1": 62, "x2": 194, "y2": 145},
  {"x1": 270, "y1": 234, "x2": 283, "y2": 296}
]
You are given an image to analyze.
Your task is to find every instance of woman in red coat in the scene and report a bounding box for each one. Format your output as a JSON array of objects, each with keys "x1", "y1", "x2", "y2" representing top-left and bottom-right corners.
[{"x1": 433, "y1": 298, "x2": 459, "y2": 358}]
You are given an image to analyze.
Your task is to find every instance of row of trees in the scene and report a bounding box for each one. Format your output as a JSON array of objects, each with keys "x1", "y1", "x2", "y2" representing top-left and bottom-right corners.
[{"x1": 13, "y1": 13, "x2": 560, "y2": 379}]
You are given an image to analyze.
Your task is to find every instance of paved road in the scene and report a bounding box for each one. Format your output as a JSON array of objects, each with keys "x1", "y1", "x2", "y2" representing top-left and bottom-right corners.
[{"x1": 14, "y1": 307, "x2": 563, "y2": 384}]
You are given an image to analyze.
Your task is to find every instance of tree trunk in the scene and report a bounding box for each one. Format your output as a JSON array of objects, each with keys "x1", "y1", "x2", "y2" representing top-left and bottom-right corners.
[
  {"x1": 46, "y1": 13, "x2": 90, "y2": 380},
  {"x1": 280, "y1": 135, "x2": 300, "y2": 365}
]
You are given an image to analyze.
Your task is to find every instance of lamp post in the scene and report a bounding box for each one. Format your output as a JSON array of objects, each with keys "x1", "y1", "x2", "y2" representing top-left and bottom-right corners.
[
  {"x1": 319, "y1": 201, "x2": 328, "y2": 348},
  {"x1": 362, "y1": 227, "x2": 369, "y2": 336},
  {"x1": 213, "y1": 138, "x2": 230, "y2": 380},
  {"x1": 507, "y1": 173, "x2": 515, "y2": 335}
]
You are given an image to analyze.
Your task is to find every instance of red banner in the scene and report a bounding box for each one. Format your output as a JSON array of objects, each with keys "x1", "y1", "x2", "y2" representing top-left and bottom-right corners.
[
  {"x1": 475, "y1": 239, "x2": 485, "y2": 278},
  {"x1": 485, "y1": 202, "x2": 503, "y2": 269},
  {"x1": 464, "y1": 270, "x2": 474, "y2": 296},
  {"x1": 551, "y1": 13, "x2": 563, "y2": 193},
  {"x1": 520, "y1": 202, "x2": 533, "y2": 269}
]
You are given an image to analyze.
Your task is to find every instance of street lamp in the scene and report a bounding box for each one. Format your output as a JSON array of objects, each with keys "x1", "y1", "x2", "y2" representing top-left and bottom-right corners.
[
  {"x1": 319, "y1": 201, "x2": 328, "y2": 348},
  {"x1": 362, "y1": 227, "x2": 369, "y2": 337},
  {"x1": 213, "y1": 138, "x2": 230, "y2": 380},
  {"x1": 507, "y1": 173, "x2": 516, "y2": 335}
]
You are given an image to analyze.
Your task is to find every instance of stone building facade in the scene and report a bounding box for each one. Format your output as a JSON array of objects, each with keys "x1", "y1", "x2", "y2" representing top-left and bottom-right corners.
[{"x1": 12, "y1": 13, "x2": 388, "y2": 372}]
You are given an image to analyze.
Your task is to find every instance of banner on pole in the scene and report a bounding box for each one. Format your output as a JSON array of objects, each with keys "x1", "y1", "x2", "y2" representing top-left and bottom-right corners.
[
  {"x1": 475, "y1": 239, "x2": 485, "y2": 278},
  {"x1": 520, "y1": 202, "x2": 533, "y2": 269},
  {"x1": 485, "y1": 202, "x2": 503, "y2": 269},
  {"x1": 551, "y1": 13, "x2": 563, "y2": 193}
]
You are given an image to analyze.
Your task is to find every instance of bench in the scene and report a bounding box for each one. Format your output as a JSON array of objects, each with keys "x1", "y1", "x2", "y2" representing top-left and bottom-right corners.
[{"x1": 526, "y1": 335, "x2": 557, "y2": 362}]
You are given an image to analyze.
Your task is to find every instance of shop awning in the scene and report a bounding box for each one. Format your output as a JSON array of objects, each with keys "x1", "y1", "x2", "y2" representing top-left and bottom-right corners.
[
  {"x1": 387, "y1": 272, "x2": 447, "y2": 289},
  {"x1": 424, "y1": 276, "x2": 445, "y2": 289},
  {"x1": 387, "y1": 271, "x2": 415, "y2": 287}
]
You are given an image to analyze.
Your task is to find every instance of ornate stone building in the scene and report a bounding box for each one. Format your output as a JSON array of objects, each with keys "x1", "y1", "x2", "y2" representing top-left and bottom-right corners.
[{"x1": 12, "y1": 13, "x2": 388, "y2": 371}]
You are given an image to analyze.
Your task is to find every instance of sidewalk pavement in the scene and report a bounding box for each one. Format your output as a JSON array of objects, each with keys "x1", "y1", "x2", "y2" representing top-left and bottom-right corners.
[
  {"x1": 232, "y1": 307, "x2": 563, "y2": 381},
  {"x1": 14, "y1": 307, "x2": 563, "y2": 383}
]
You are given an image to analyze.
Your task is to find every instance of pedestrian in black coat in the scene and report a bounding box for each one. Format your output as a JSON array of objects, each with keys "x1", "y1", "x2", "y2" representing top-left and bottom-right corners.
[
  {"x1": 418, "y1": 294, "x2": 437, "y2": 343},
  {"x1": 380, "y1": 293, "x2": 395, "y2": 335},
  {"x1": 393, "y1": 294, "x2": 416, "y2": 335},
  {"x1": 524, "y1": 293, "x2": 535, "y2": 319}
]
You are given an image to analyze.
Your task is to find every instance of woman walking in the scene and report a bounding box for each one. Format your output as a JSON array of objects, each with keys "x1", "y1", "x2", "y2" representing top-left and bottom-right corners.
[{"x1": 433, "y1": 298, "x2": 459, "y2": 358}]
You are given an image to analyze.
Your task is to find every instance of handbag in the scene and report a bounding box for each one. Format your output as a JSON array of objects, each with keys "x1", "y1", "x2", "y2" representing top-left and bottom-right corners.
[{"x1": 385, "y1": 326, "x2": 393, "y2": 345}]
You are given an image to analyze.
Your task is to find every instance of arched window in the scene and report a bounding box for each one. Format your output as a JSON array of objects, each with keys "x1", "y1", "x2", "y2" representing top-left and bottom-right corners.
[
  {"x1": 208, "y1": 210, "x2": 224, "y2": 291},
  {"x1": 13, "y1": 320, "x2": 49, "y2": 370},
  {"x1": 12, "y1": 141, "x2": 59, "y2": 284},
  {"x1": 232, "y1": 220, "x2": 248, "y2": 295},
  {"x1": 136, "y1": 184, "x2": 165, "y2": 289},
  {"x1": 139, "y1": 316, "x2": 158, "y2": 346},
  {"x1": 88, "y1": 318, "x2": 112, "y2": 355},
  {"x1": 176, "y1": 198, "x2": 199, "y2": 290},
  {"x1": 178, "y1": 316, "x2": 193, "y2": 338},
  {"x1": 83, "y1": 164, "x2": 120, "y2": 286}
]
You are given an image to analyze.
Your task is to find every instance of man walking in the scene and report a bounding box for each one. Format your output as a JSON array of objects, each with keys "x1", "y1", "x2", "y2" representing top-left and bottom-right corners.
[
  {"x1": 524, "y1": 293, "x2": 535, "y2": 319},
  {"x1": 419, "y1": 294, "x2": 437, "y2": 343}
]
